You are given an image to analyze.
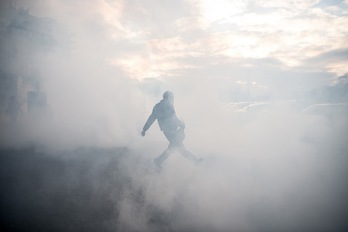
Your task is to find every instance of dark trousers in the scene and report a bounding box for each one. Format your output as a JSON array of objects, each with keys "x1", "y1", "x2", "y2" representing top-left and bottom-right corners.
[{"x1": 154, "y1": 128, "x2": 198, "y2": 167}]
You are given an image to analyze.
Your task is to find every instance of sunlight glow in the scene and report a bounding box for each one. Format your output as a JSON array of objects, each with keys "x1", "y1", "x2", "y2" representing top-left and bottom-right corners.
[
  {"x1": 201, "y1": 0, "x2": 246, "y2": 22},
  {"x1": 99, "y1": 0, "x2": 348, "y2": 78}
]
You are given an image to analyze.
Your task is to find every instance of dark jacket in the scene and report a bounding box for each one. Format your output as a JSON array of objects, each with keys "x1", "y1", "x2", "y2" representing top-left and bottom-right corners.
[{"x1": 143, "y1": 99, "x2": 183, "y2": 133}]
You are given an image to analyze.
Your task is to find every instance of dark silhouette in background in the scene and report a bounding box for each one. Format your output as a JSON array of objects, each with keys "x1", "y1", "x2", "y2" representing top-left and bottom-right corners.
[
  {"x1": 5, "y1": 95, "x2": 22, "y2": 122},
  {"x1": 142, "y1": 91, "x2": 201, "y2": 168}
]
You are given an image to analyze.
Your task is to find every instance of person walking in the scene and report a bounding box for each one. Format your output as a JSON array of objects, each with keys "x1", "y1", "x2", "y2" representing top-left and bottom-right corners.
[{"x1": 142, "y1": 91, "x2": 201, "y2": 168}]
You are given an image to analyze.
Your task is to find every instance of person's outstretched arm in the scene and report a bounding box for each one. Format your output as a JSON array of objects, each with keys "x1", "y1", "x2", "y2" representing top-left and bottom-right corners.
[{"x1": 142, "y1": 107, "x2": 156, "y2": 136}]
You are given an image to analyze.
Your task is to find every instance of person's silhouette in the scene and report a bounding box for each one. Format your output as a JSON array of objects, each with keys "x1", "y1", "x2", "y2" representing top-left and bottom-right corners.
[
  {"x1": 142, "y1": 91, "x2": 201, "y2": 168},
  {"x1": 6, "y1": 96, "x2": 22, "y2": 122}
]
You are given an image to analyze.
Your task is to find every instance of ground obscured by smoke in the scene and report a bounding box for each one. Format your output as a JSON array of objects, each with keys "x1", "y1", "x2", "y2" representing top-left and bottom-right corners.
[
  {"x1": 1, "y1": 72, "x2": 348, "y2": 231},
  {"x1": 1, "y1": 106, "x2": 348, "y2": 232}
]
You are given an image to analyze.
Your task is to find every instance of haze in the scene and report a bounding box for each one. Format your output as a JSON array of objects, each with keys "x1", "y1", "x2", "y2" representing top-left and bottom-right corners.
[{"x1": 0, "y1": 0, "x2": 347, "y2": 231}]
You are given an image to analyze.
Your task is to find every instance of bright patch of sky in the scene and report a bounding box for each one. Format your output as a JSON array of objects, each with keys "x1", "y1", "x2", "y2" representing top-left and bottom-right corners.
[
  {"x1": 112, "y1": 0, "x2": 348, "y2": 79},
  {"x1": 16, "y1": 0, "x2": 348, "y2": 80},
  {"x1": 200, "y1": 0, "x2": 348, "y2": 69}
]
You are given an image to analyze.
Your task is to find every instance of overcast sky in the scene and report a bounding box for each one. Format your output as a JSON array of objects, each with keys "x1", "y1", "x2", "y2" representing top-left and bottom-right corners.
[
  {"x1": 5, "y1": 0, "x2": 347, "y2": 147},
  {"x1": 15, "y1": 0, "x2": 348, "y2": 82}
]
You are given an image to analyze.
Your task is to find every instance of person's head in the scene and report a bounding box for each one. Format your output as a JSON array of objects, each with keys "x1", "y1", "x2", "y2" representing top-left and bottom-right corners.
[{"x1": 163, "y1": 91, "x2": 174, "y2": 103}]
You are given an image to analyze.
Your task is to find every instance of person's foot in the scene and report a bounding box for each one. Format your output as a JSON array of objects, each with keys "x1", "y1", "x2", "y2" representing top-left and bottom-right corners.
[
  {"x1": 196, "y1": 158, "x2": 204, "y2": 165},
  {"x1": 154, "y1": 158, "x2": 162, "y2": 172}
]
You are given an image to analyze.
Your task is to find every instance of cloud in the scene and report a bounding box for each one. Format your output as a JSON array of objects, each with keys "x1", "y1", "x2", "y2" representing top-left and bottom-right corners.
[
  {"x1": 306, "y1": 47, "x2": 348, "y2": 62},
  {"x1": 314, "y1": 0, "x2": 346, "y2": 9},
  {"x1": 20, "y1": 0, "x2": 345, "y2": 78},
  {"x1": 303, "y1": 48, "x2": 348, "y2": 74}
]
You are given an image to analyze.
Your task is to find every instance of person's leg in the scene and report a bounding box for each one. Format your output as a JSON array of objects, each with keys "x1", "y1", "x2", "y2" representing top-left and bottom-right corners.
[
  {"x1": 154, "y1": 144, "x2": 175, "y2": 168},
  {"x1": 153, "y1": 130, "x2": 179, "y2": 168},
  {"x1": 164, "y1": 129, "x2": 200, "y2": 164},
  {"x1": 178, "y1": 144, "x2": 201, "y2": 163}
]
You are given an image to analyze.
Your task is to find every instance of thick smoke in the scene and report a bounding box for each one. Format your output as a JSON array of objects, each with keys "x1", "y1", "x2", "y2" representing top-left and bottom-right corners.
[{"x1": 1, "y1": 1, "x2": 348, "y2": 232}]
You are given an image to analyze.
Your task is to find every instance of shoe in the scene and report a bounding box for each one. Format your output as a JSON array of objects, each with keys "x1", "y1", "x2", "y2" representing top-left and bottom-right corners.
[
  {"x1": 154, "y1": 158, "x2": 162, "y2": 170},
  {"x1": 196, "y1": 158, "x2": 203, "y2": 165}
]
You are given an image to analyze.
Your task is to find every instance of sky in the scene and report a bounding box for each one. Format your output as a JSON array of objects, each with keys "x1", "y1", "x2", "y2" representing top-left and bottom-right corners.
[
  {"x1": 15, "y1": 0, "x2": 348, "y2": 80},
  {"x1": 0, "y1": 0, "x2": 345, "y2": 149}
]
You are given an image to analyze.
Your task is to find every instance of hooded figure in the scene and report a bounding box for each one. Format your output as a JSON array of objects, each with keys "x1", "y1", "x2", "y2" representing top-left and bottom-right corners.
[{"x1": 142, "y1": 91, "x2": 201, "y2": 168}]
